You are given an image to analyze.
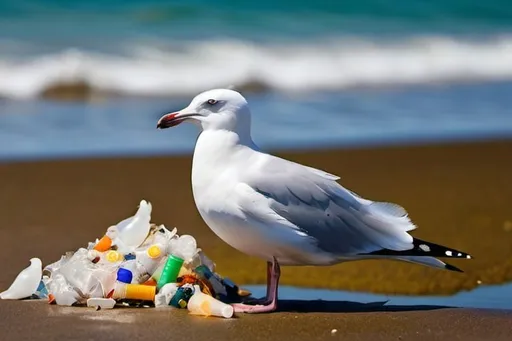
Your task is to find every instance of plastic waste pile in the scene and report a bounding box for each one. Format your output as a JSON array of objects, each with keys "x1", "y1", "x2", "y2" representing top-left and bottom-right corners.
[{"x1": 0, "y1": 200, "x2": 250, "y2": 318}]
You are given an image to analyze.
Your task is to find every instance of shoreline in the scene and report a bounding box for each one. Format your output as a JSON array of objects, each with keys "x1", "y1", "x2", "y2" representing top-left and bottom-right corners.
[
  {"x1": 1, "y1": 133, "x2": 510, "y2": 165},
  {"x1": 1, "y1": 139, "x2": 511, "y2": 296}
]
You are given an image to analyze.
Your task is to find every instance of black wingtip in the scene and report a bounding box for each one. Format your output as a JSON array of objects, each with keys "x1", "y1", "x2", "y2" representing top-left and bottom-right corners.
[
  {"x1": 445, "y1": 263, "x2": 464, "y2": 273},
  {"x1": 365, "y1": 238, "x2": 473, "y2": 259}
]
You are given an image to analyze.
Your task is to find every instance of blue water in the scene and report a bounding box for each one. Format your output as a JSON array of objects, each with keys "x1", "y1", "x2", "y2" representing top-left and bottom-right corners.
[
  {"x1": 247, "y1": 283, "x2": 512, "y2": 310},
  {"x1": 1, "y1": 81, "x2": 512, "y2": 161},
  {"x1": 1, "y1": 0, "x2": 512, "y2": 160}
]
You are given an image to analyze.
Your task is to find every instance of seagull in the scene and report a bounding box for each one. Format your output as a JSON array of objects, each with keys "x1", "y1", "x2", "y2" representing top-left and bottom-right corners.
[{"x1": 157, "y1": 88, "x2": 472, "y2": 313}]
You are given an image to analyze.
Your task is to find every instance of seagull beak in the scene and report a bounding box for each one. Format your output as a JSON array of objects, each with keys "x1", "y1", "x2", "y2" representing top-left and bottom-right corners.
[{"x1": 156, "y1": 110, "x2": 200, "y2": 129}]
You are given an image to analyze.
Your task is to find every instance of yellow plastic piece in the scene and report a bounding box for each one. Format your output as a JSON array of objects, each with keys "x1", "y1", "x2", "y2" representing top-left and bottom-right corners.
[
  {"x1": 106, "y1": 250, "x2": 123, "y2": 263},
  {"x1": 147, "y1": 245, "x2": 161, "y2": 259}
]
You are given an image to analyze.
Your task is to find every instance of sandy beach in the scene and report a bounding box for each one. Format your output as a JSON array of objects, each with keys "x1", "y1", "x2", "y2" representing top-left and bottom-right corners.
[
  {"x1": 1, "y1": 139, "x2": 511, "y2": 295},
  {"x1": 0, "y1": 300, "x2": 511, "y2": 341},
  {"x1": 1, "y1": 139, "x2": 512, "y2": 340}
]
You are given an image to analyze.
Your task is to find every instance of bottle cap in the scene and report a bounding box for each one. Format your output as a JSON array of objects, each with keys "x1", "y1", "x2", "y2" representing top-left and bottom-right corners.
[
  {"x1": 147, "y1": 245, "x2": 162, "y2": 259},
  {"x1": 93, "y1": 235, "x2": 112, "y2": 252},
  {"x1": 124, "y1": 253, "x2": 136, "y2": 260},
  {"x1": 178, "y1": 299, "x2": 187, "y2": 308},
  {"x1": 106, "y1": 250, "x2": 123, "y2": 263},
  {"x1": 117, "y1": 268, "x2": 133, "y2": 284}
]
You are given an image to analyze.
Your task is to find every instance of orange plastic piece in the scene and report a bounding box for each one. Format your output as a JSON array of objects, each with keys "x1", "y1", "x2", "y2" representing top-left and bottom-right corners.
[
  {"x1": 93, "y1": 235, "x2": 112, "y2": 252},
  {"x1": 143, "y1": 278, "x2": 157, "y2": 286}
]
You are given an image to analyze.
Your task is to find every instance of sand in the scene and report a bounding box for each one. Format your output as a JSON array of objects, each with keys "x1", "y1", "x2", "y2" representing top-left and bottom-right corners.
[
  {"x1": 0, "y1": 139, "x2": 511, "y2": 295},
  {"x1": 0, "y1": 300, "x2": 511, "y2": 341}
]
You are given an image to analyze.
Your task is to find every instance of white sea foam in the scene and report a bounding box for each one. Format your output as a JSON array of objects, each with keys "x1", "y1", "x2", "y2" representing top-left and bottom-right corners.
[{"x1": 2, "y1": 35, "x2": 512, "y2": 99}]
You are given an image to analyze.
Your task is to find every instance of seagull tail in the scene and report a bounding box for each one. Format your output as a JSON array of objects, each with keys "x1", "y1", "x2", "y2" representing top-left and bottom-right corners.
[
  {"x1": 365, "y1": 237, "x2": 472, "y2": 259},
  {"x1": 359, "y1": 237, "x2": 472, "y2": 272}
]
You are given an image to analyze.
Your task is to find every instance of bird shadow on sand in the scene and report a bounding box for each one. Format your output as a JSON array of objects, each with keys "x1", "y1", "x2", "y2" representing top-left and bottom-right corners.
[{"x1": 275, "y1": 299, "x2": 453, "y2": 313}]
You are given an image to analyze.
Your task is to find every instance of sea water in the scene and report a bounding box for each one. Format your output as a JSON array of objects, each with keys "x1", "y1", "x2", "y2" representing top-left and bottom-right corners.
[{"x1": 1, "y1": 0, "x2": 512, "y2": 160}]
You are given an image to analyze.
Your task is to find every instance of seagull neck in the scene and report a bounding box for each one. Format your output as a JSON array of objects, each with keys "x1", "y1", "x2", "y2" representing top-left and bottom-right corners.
[
  {"x1": 192, "y1": 129, "x2": 257, "y2": 191},
  {"x1": 197, "y1": 129, "x2": 256, "y2": 150}
]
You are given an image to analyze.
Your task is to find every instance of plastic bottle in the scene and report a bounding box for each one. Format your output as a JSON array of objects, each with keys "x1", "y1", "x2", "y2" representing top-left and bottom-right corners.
[
  {"x1": 111, "y1": 282, "x2": 156, "y2": 301},
  {"x1": 156, "y1": 254, "x2": 184, "y2": 290},
  {"x1": 187, "y1": 285, "x2": 234, "y2": 318},
  {"x1": 150, "y1": 257, "x2": 168, "y2": 283},
  {"x1": 135, "y1": 244, "x2": 164, "y2": 276}
]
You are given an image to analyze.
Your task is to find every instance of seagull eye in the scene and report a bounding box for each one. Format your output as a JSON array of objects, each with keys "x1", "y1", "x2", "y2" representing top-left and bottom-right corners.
[{"x1": 207, "y1": 99, "x2": 217, "y2": 105}]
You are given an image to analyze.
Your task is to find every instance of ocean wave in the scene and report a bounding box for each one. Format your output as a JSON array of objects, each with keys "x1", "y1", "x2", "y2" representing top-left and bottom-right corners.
[{"x1": 2, "y1": 35, "x2": 512, "y2": 99}]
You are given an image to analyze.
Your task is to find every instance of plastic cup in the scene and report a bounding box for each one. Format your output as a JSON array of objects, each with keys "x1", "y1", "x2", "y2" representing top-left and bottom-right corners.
[
  {"x1": 187, "y1": 285, "x2": 233, "y2": 318},
  {"x1": 93, "y1": 236, "x2": 112, "y2": 252},
  {"x1": 156, "y1": 255, "x2": 184, "y2": 290}
]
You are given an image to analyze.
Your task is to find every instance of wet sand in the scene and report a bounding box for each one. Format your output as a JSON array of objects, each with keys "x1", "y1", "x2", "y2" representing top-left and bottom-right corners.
[
  {"x1": 1, "y1": 300, "x2": 511, "y2": 341},
  {"x1": 0, "y1": 139, "x2": 511, "y2": 295}
]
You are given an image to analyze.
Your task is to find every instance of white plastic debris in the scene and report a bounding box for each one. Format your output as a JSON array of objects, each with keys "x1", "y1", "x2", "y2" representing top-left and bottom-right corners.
[
  {"x1": 115, "y1": 200, "x2": 152, "y2": 250},
  {"x1": 154, "y1": 283, "x2": 179, "y2": 308},
  {"x1": 58, "y1": 249, "x2": 103, "y2": 299},
  {"x1": 87, "y1": 298, "x2": 116, "y2": 309},
  {"x1": 188, "y1": 250, "x2": 216, "y2": 272},
  {"x1": 0, "y1": 258, "x2": 42, "y2": 300},
  {"x1": 1, "y1": 199, "x2": 249, "y2": 316},
  {"x1": 170, "y1": 235, "x2": 197, "y2": 263},
  {"x1": 45, "y1": 274, "x2": 81, "y2": 306},
  {"x1": 90, "y1": 268, "x2": 117, "y2": 297}
]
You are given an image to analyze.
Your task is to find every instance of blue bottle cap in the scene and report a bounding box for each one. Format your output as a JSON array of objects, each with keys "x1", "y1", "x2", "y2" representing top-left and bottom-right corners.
[
  {"x1": 117, "y1": 268, "x2": 133, "y2": 284},
  {"x1": 124, "y1": 253, "x2": 136, "y2": 260}
]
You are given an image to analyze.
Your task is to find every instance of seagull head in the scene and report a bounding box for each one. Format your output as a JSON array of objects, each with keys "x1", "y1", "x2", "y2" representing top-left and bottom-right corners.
[{"x1": 157, "y1": 88, "x2": 251, "y2": 134}]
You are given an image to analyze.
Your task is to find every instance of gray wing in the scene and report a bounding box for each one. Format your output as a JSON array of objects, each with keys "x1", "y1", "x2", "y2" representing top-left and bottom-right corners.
[{"x1": 243, "y1": 154, "x2": 416, "y2": 256}]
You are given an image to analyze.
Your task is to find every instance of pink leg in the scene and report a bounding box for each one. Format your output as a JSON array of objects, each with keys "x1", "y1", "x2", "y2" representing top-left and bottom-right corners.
[
  {"x1": 232, "y1": 257, "x2": 280, "y2": 313},
  {"x1": 242, "y1": 261, "x2": 272, "y2": 305}
]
